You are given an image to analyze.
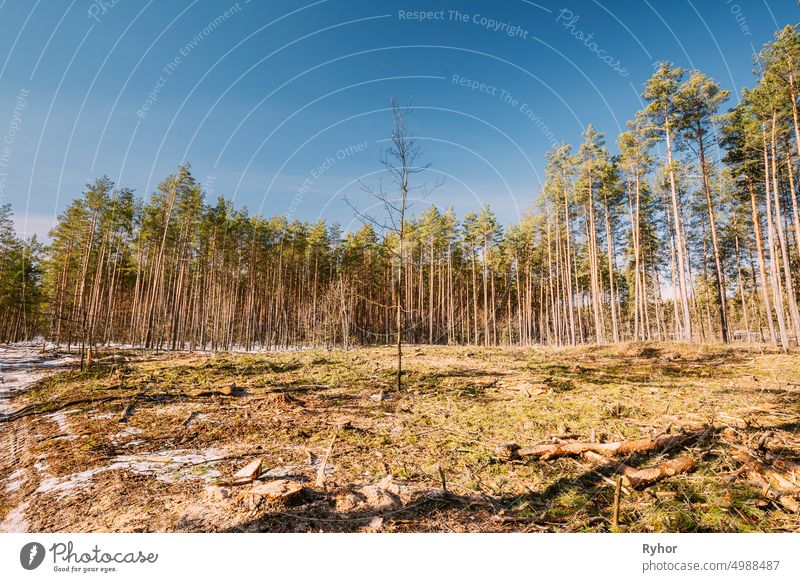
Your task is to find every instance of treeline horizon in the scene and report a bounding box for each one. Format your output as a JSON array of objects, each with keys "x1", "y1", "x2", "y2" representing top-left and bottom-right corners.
[{"x1": 3, "y1": 24, "x2": 800, "y2": 353}]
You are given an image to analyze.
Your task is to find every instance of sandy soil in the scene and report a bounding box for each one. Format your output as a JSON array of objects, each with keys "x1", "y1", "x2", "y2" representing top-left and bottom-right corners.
[{"x1": 0, "y1": 344, "x2": 78, "y2": 531}]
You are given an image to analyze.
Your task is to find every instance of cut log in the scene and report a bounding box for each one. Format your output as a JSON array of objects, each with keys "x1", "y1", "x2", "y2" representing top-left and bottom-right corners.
[
  {"x1": 219, "y1": 382, "x2": 236, "y2": 396},
  {"x1": 582, "y1": 450, "x2": 696, "y2": 489},
  {"x1": 622, "y1": 457, "x2": 696, "y2": 489},
  {"x1": 249, "y1": 479, "x2": 304, "y2": 501},
  {"x1": 518, "y1": 433, "x2": 693, "y2": 460}
]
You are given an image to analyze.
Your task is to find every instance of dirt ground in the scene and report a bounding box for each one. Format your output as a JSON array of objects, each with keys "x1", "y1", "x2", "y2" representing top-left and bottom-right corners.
[{"x1": 1, "y1": 342, "x2": 799, "y2": 533}]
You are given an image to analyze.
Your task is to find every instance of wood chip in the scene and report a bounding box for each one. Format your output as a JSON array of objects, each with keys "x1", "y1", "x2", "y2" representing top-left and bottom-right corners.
[{"x1": 233, "y1": 459, "x2": 262, "y2": 481}]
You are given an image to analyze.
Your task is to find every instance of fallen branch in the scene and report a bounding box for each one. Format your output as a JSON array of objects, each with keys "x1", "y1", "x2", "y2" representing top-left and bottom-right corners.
[
  {"x1": 732, "y1": 448, "x2": 800, "y2": 512},
  {"x1": 733, "y1": 448, "x2": 799, "y2": 491},
  {"x1": 612, "y1": 477, "x2": 622, "y2": 528},
  {"x1": 186, "y1": 388, "x2": 239, "y2": 398},
  {"x1": 315, "y1": 433, "x2": 336, "y2": 488},
  {"x1": 517, "y1": 433, "x2": 696, "y2": 461},
  {"x1": 182, "y1": 411, "x2": 198, "y2": 426}
]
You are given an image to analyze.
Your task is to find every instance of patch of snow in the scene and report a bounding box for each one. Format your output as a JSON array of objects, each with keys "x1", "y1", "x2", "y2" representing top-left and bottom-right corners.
[
  {"x1": 0, "y1": 345, "x2": 78, "y2": 417},
  {"x1": 0, "y1": 500, "x2": 29, "y2": 532},
  {"x1": 4, "y1": 468, "x2": 25, "y2": 492},
  {"x1": 46, "y1": 411, "x2": 78, "y2": 438},
  {"x1": 37, "y1": 468, "x2": 107, "y2": 496},
  {"x1": 110, "y1": 426, "x2": 143, "y2": 444},
  {"x1": 33, "y1": 448, "x2": 228, "y2": 497},
  {"x1": 110, "y1": 449, "x2": 225, "y2": 483}
]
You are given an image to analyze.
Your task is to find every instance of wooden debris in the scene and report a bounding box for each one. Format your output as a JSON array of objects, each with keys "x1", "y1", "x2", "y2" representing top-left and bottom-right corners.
[
  {"x1": 758, "y1": 485, "x2": 799, "y2": 513},
  {"x1": 220, "y1": 459, "x2": 263, "y2": 486},
  {"x1": 622, "y1": 457, "x2": 696, "y2": 489},
  {"x1": 231, "y1": 459, "x2": 262, "y2": 484},
  {"x1": 771, "y1": 458, "x2": 800, "y2": 488},
  {"x1": 717, "y1": 412, "x2": 749, "y2": 428},
  {"x1": 495, "y1": 443, "x2": 520, "y2": 461},
  {"x1": 756, "y1": 430, "x2": 774, "y2": 450},
  {"x1": 517, "y1": 433, "x2": 693, "y2": 461},
  {"x1": 582, "y1": 450, "x2": 696, "y2": 490},
  {"x1": 596, "y1": 472, "x2": 631, "y2": 495},
  {"x1": 118, "y1": 401, "x2": 135, "y2": 424},
  {"x1": 187, "y1": 386, "x2": 241, "y2": 398},
  {"x1": 612, "y1": 477, "x2": 622, "y2": 528},
  {"x1": 249, "y1": 479, "x2": 304, "y2": 501},
  {"x1": 732, "y1": 448, "x2": 800, "y2": 512},
  {"x1": 335, "y1": 419, "x2": 353, "y2": 430},
  {"x1": 265, "y1": 392, "x2": 305, "y2": 408},
  {"x1": 182, "y1": 411, "x2": 199, "y2": 426},
  {"x1": 315, "y1": 434, "x2": 336, "y2": 487},
  {"x1": 733, "y1": 448, "x2": 799, "y2": 491},
  {"x1": 654, "y1": 491, "x2": 678, "y2": 501}
]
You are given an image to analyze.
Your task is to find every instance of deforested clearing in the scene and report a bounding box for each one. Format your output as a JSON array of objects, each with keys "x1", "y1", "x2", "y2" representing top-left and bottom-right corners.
[{"x1": 1, "y1": 342, "x2": 798, "y2": 533}]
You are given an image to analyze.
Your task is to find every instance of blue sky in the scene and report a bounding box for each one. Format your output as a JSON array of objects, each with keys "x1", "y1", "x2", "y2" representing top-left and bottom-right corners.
[{"x1": 0, "y1": 0, "x2": 796, "y2": 238}]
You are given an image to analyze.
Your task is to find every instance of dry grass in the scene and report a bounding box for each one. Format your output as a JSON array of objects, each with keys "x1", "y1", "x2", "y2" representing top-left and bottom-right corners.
[{"x1": 1, "y1": 342, "x2": 799, "y2": 532}]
